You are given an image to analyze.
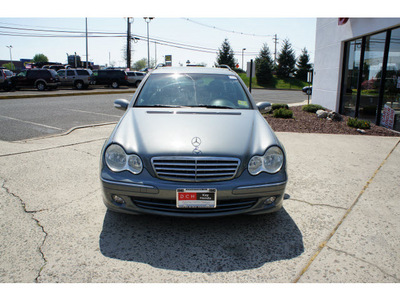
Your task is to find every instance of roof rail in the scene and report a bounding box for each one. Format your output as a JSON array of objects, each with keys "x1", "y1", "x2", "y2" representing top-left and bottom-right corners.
[{"x1": 216, "y1": 65, "x2": 233, "y2": 71}]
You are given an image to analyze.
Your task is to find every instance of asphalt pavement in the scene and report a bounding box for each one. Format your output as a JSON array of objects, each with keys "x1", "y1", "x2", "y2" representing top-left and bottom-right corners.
[{"x1": 0, "y1": 123, "x2": 399, "y2": 283}]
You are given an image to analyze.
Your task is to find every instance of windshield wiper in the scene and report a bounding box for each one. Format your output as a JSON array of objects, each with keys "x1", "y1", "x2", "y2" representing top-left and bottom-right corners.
[
  {"x1": 137, "y1": 104, "x2": 190, "y2": 108},
  {"x1": 197, "y1": 104, "x2": 234, "y2": 109}
]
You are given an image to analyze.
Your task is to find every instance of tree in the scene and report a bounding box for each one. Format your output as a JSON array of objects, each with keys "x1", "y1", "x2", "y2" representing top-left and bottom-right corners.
[
  {"x1": 32, "y1": 53, "x2": 49, "y2": 63},
  {"x1": 2, "y1": 63, "x2": 15, "y2": 70},
  {"x1": 215, "y1": 39, "x2": 236, "y2": 69},
  {"x1": 132, "y1": 58, "x2": 156, "y2": 70},
  {"x1": 133, "y1": 58, "x2": 147, "y2": 70},
  {"x1": 255, "y1": 43, "x2": 274, "y2": 85},
  {"x1": 276, "y1": 39, "x2": 296, "y2": 79},
  {"x1": 122, "y1": 44, "x2": 135, "y2": 68},
  {"x1": 296, "y1": 48, "x2": 312, "y2": 81}
]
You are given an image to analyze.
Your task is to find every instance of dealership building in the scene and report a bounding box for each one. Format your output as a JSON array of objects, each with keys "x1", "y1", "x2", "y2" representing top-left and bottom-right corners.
[{"x1": 312, "y1": 18, "x2": 400, "y2": 132}]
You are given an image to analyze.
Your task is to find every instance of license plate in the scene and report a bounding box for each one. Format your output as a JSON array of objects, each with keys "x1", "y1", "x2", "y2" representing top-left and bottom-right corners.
[{"x1": 176, "y1": 188, "x2": 217, "y2": 208}]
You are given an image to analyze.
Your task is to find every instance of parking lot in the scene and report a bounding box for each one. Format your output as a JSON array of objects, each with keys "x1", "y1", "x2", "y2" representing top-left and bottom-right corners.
[
  {"x1": 0, "y1": 118, "x2": 399, "y2": 283},
  {"x1": 0, "y1": 88, "x2": 398, "y2": 287}
]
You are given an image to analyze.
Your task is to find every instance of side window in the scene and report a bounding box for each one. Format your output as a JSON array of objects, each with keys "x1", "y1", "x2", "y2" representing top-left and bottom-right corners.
[
  {"x1": 37, "y1": 70, "x2": 47, "y2": 77},
  {"x1": 76, "y1": 70, "x2": 89, "y2": 75},
  {"x1": 67, "y1": 70, "x2": 75, "y2": 76},
  {"x1": 58, "y1": 70, "x2": 65, "y2": 77}
]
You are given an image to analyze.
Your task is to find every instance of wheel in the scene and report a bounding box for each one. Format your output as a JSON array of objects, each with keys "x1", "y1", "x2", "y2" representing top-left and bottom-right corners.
[
  {"x1": 111, "y1": 81, "x2": 119, "y2": 89},
  {"x1": 36, "y1": 81, "x2": 46, "y2": 91},
  {"x1": 74, "y1": 81, "x2": 84, "y2": 90}
]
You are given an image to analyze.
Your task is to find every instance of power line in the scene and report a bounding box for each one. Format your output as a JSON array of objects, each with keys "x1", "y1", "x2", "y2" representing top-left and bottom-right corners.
[
  {"x1": 0, "y1": 25, "x2": 260, "y2": 56},
  {"x1": 183, "y1": 18, "x2": 274, "y2": 38}
]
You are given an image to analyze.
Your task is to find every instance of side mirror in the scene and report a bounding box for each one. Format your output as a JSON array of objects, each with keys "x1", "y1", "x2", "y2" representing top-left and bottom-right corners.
[
  {"x1": 256, "y1": 102, "x2": 272, "y2": 113},
  {"x1": 114, "y1": 99, "x2": 130, "y2": 111}
]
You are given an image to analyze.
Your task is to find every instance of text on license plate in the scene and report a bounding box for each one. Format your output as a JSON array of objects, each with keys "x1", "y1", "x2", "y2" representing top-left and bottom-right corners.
[{"x1": 176, "y1": 188, "x2": 217, "y2": 208}]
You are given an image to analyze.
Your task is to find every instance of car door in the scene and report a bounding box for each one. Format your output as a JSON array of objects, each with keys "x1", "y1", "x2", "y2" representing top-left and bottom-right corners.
[
  {"x1": 57, "y1": 70, "x2": 68, "y2": 85},
  {"x1": 66, "y1": 70, "x2": 75, "y2": 86},
  {"x1": 16, "y1": 70, "x2": 30, "y2": 87}
]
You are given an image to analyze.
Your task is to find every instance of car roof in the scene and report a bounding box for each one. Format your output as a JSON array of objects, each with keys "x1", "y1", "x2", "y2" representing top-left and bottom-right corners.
[{"x1": 151, "y1": 67, "x2": 235, "y2": 75}]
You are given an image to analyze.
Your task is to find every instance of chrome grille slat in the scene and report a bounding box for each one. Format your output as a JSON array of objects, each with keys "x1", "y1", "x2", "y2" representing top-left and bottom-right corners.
[{"x1": 151, "y1": 156, "x2": 240, "y2": 182}]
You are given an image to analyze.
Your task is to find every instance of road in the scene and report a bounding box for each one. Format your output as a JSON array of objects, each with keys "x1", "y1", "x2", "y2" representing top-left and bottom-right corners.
[
  {"x1": 0, "y1": 89, "x2": 308, "y2": 142},
  {"x1": 0, "y1": 93, "x2": 130, "y2": 141}
]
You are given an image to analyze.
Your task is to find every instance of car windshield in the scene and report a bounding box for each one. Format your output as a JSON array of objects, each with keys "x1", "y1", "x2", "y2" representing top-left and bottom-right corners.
[{"x1": 134, "y1": 73, "x2": 252, "y2": 109}]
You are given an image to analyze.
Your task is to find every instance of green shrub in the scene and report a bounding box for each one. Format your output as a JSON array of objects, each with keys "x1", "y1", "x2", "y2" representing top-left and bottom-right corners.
[
  {"x1": 273, "y1": 108, "x2": 293, "y2": 119},
  {"x1": 347, "y1": 118, "x2": 371, "y2": 129},
  {"x1": 302, "y1": 104, "x2": 325, "y2": 113},
  {"x1": 271, "y1": 103, "x2": 289, "y2": 111}
]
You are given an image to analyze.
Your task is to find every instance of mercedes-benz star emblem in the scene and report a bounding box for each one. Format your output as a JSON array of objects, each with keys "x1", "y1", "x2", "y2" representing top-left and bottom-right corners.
[
  {"x1": 191, "y1": 137, "x2": 201, "y2": 147},
  {"x1": 191, "y1": 137, "x2": 202, "y2": 155}
]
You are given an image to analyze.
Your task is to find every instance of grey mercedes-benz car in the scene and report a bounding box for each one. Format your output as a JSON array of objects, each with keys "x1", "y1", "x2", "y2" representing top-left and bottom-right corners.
[{"x1": 100, "y1": 66, "x2": 287, "y2": 217}]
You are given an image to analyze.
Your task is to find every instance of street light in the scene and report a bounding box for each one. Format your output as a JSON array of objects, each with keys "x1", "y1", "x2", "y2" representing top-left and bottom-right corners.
[
  {"x1": 6, "y1": 45, "x2": 13, "y2": 70},
  {"x1": 242, "y1": 48, "x2": 246, "y2": 70},
  {"x1": 143, "y1": 17, "x2": 154, "y2": 69}
]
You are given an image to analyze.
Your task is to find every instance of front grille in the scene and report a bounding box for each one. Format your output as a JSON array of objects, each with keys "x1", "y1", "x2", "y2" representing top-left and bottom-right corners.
[
  {"x1": 151, "y1": 156, "x2": 240, "y2": 182},
  {"x1": 132, "y1": 197, "x2": 258, "y2": 214}
]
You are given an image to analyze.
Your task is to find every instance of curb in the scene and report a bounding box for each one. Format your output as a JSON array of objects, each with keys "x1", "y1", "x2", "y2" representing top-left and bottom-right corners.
[{"x1": 0, "y1": 89, "x2": 136, "y2": 100}]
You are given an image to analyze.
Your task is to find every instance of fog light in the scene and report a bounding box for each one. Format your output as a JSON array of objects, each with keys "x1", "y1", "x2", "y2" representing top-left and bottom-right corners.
[
  {"x1": 263, "y1": 196, "x2": 277, "y2": 206},
  {"x1": 112, "y1": 195, "x2": 125, "y2": 205}
]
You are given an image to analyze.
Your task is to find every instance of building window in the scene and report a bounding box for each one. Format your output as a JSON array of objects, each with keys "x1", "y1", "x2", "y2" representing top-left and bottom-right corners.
[
  {"x1": 359, "y1": 32, "x2": 387, "y2": 122},
  {"x1": 340, "y1": 27, "x2": 400, "y2": 132},
  {"x1": 380, "y1": 27, "x2": 400, "y2": 131},
  {"x1": 340, "y1": 39, "x2": 362, "y2": 117}
]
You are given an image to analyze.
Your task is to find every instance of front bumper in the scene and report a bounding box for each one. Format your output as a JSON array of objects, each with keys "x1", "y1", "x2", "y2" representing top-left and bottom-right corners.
[{"x1": 100, "y1": 167, "x2": 287, "y2": 218}]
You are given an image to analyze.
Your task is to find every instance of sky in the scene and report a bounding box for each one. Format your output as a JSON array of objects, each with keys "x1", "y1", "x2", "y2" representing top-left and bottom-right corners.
[
  {"x1": 0, "y1": 0, "x2": 392, "y2": 70},
  {"x1": 0, "y1": 17, "x2": 316, "y2": 69}
]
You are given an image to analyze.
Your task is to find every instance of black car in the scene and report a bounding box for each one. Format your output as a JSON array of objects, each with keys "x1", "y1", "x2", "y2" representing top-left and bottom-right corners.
[
  {"x1": 302, "y1": 86, "x2": 312, "y2": 95},
  {"x1": 13, "y1": 69, "x2": 60, "y2": 91},
  {"x1": 91, "y1": 70, "x2": 129, "y2": 89},
  {"x1": 0, "y1": 69, "x2": 14, "y2": 91}
]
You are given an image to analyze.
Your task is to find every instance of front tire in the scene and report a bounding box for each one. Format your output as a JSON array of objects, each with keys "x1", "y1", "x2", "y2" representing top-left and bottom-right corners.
[
  {"x1": 36, "y1": 82, "x2": 46, "y2": 91},
  {"x1": 111, "y1": 81, "x2": 119, "y2": 89}
]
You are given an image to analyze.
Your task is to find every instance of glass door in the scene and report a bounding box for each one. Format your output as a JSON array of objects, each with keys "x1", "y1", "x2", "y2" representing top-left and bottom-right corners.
[{"x1": 380, "y1": 27, "x2": 400, "y2": 131}]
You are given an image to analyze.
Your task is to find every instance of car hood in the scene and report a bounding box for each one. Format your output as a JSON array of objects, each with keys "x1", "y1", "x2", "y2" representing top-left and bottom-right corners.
[{"x1": 111, "y1": 108, "x2": 279, "y2": 158}]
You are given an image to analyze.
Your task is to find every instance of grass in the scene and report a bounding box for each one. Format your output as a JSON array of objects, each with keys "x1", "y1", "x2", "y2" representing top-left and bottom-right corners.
[{"x1": 238, "y1": 73, "x2": 308, "y2": 90}]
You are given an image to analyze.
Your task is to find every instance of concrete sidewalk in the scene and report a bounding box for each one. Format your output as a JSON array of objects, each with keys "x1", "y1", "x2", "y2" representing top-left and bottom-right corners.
[{"x1": 0, "y1": 125, "x2": 399, "y2": 282}]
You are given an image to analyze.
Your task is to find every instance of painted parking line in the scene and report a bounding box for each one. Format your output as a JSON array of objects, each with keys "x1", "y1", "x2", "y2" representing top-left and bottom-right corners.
[
  {"x1": 0, "y1": 115, "x2": 63, "y2": 131},
  {"x1": 64, "y1": 108, "x2": 122, "y2": 118}
]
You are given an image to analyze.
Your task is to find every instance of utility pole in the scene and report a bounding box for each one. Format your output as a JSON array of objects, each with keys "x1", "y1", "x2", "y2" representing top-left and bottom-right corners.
[
  {"x1": 144, "y1": 17, "x2": 154, "y2": 69},
  {"x1": 127, "y1": 17, "x2": 133, "y2": 69},
  {"x1": 273, "y1": 34, "x2": 279, "y2": 67},
  {"x1": 6, "y1": 45, "x2": 13, "y2": 70}
]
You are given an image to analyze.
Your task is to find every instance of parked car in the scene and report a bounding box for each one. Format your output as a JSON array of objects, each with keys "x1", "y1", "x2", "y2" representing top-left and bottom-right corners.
[
  {"x1": 57, "y1": 68, "x2": 92, "y2": 89},
  {"x1": 0, "y1": 69, "x2": 14, "y2": 91},
  {"x1": 100, "y1": 66, "x2": 287, "y2": 217},
  {"x1": 302, "y1": 85, "x2": 312, "y2": 95},
  {"x1": 13, "y1": 69, "x2": 60, "y2": 91},
  {"x1": 126, "y1": 71, "x2": 145, "y2": 87},
  {"x1": 91, "y1": 69, "x2": 129, "y2": 89}
]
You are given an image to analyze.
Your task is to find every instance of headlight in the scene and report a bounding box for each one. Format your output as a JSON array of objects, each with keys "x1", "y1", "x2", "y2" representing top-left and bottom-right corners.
[
  {"x1": 105, "y1": 144, "x2": 126, "y2": 172},
  {"x1": 105, "y1": 144, "x2": 143, "y2": 174},
  {"x1": 128, "y1": 155, "x2": 143, "y2": 174},
  {"x1": 248, "y1": 146, "x2": 284, "y2": 175}
]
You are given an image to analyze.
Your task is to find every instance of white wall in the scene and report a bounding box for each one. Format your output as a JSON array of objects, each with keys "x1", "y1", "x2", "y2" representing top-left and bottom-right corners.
[{"x1": 312, "y1": 18, "x2": 400, "y2": 112}]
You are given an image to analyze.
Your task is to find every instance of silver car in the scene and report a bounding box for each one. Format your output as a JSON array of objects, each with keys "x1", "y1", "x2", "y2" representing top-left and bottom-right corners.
[{"x1": 100, "y1": 66, "x2": 287, "y2": 217}]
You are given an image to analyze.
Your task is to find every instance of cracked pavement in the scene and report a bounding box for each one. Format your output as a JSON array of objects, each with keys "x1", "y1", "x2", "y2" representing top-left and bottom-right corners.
[{"x1": 0, "y1": 125, "x2": 399, "y2": 283}]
